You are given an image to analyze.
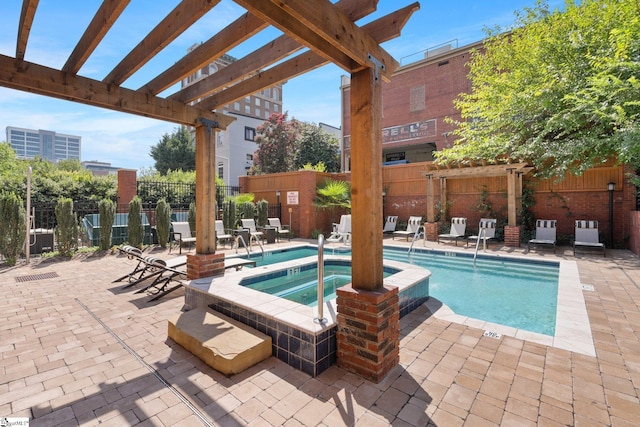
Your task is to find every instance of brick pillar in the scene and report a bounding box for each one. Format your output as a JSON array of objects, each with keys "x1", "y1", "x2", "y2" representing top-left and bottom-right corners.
[
  {"x1": 424, "y1": 222, "x2": 438, "y2": 242},
  {"x1": 504, "y1": 225, "x2": 521, "y2": 247},
  {"x1": 117, "y1": 169, "x2": 137, "y2": 212},
  {"x1": 186, "y1": 253, "x2": 225, "y2": 280},
  {"x1": 336, "y1": 284, "x2": 399, "y2": 383}
]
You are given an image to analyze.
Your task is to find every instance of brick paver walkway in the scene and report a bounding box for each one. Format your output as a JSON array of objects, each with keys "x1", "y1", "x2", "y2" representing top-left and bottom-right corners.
[{"x1": 1, "y1": 242, "x2": 639, "y2": 426}]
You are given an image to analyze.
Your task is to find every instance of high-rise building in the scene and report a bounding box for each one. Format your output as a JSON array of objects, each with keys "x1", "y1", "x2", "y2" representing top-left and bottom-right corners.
[
  {"x1": 181, "y1": 48, "x2": 284, "y2": 185},
  {"x1": 5, "y1": 126, "x2": 81, "y2": 162}
]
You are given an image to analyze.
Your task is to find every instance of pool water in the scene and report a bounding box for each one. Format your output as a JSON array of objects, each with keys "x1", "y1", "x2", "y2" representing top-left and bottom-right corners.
[{"x1": 240, "y1": 246, "x2": 559, "y2": 336}]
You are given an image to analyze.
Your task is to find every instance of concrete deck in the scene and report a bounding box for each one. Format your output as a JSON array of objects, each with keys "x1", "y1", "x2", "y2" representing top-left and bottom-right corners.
[{"x1": 1, "y1": 239, "x2": 639, "y2": 426}]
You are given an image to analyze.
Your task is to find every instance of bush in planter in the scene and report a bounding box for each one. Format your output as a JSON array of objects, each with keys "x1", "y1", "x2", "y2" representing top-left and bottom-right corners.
[
  {"x1": 256, "y1": 199, "x2": 269, "y2": 227},
  {"x1": 55, "y1": 197, "x2": 78, "y2": 257},
  {"x1": 155, "y1": 198, "x2": 171, "y2": 248},
  {"x1": 0, "y1": 192, "x2": 26, "y2": 265},
  {"x1": 98, "y1": 199, "x2": 115, "y2": 250},
  {"x1": 127, "y1": 196, "x2": 144, "y2": 248}
]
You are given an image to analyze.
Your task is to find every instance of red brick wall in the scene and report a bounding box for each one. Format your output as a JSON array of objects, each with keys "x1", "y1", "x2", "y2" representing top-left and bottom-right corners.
[{"x1": 117, "y1": 169, "x2": 137, "y2": 212}]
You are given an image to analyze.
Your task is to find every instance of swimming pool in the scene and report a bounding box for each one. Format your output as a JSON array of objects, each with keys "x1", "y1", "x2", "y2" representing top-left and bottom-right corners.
[{"x1": 240, "y1": 245, "x2": 559, "y2": 336}]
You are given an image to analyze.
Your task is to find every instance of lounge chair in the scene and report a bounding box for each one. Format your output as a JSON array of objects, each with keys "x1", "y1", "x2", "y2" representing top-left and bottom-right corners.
[
  {"x1": 170, "y1": 222, "x2": 196, "y2": 254},
  {"x1": 573, "y1": 220, "x2": 605, "y2": 256},
  {"x1": 393, "y1": 216, "x2": 423, "y2": 241},
  {"x1": 240, "y1": 219, "x2": 265, "y2": 244},
  {"x1": 115, "y1": 254, "x2": 187, "y2": 290},
  {"x1": 268, "y1": 218, "x2": 291, "y2": 241},
  {"x1": 438, "y1": 217, "x2": 467, "y2": 246},
  {"x1": 466, "y1": 218, "x2": 497, "y2": 248},
  {"x1": 326, "y1": 214, "x2": 351, "y2": 244},
  {"x1": 383, "y1": 216, "x2": 398, "y2": 234},
  {"x1": 215, "y1": 220, "x2": 233, "y2": 247},
  {"x1": 133, "y1": 258, "x2": 188, "y2": 302},
  {"x1": 528, "y1": 220, "x2": 557, "y2": 253},
  {"x1": 113, "y1": 245, "x2": 145, "y2": 282}
]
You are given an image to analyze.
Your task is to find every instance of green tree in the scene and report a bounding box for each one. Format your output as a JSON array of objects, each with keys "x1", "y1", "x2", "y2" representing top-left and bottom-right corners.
[
  {"x1": 253, "y1": 112, "x2": 301, "y2": 174},
  {"x1": 295, "y1": 123, "x2": 341, "y2": 172},
  {"x1": 436, "y1": 0, "x2": 640, "y2": 179},
  {"x1": 150, "y1": 126, "x2": 196, "y2": 174},
  {"x1": 98, "y1": 199, "x2": 116, "y2": 250},
  {"x1": 55, "y1": 197, "x2": 78, "y2": 257},
  {"x1": 127, "y1": 196, "x2": 144, "y2": 248},
  {"x1": 0, "y1": 192, "x2": 26, "y2": 265},
  {"x1": 314, "y1": 179, "x2": 351, "y2": 226},
  {"x1": 155, "y1": 198, "x2": 172, "y2": 248}
]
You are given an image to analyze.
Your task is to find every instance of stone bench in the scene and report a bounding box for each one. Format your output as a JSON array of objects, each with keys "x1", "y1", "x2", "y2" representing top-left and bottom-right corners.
[{"x1": 168, "y1": 308, "x2": 272, "y2": 375}]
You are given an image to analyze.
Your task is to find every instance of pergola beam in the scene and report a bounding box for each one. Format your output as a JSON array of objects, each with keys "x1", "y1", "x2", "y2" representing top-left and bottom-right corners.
[
  {"x1": 16, "y1": 0, "x2": 39, "y2": 60},
  {"x1": 195, "y1": 3, "x2": 418, "y2": 110},
  {"x1": 103, "y1": 0, "x2": 220, "y2": 86},
  {"x1": 63, "y1": 0, "x2": 131, "y2": 74},
  {"x1": 0, "y1": 54, "x2": 234, "y2": 128}
]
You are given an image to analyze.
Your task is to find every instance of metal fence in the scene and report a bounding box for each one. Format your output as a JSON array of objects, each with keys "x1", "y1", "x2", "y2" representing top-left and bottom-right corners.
[{"x1": 136, "y1": 181, "x2": 241, "y2": 207}]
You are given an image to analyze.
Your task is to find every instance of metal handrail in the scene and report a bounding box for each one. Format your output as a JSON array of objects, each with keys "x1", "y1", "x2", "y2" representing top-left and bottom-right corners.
[
  {"x1": 408, "y1": 225, "x2": 424, "y2": 255},
  {"x1": 473, "y1": 228, "x2": 487, "y2": 266},
  {"x1": 234, "y1": 234, "x2": 251, "y2": 258},
  {"x1": 314, "y1": 234, "x2": 327, "y2": 324}
]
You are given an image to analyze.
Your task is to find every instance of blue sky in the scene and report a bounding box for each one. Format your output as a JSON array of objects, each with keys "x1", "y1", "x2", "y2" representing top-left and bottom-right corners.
[{"x1": 0, "y1": 0, "x2": 565, "y2": 170}]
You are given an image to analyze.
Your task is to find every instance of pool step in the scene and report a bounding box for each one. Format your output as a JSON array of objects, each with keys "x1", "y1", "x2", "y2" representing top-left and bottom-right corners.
[{"x1": 168, "y1": 308, "x2": 272, "y2": 375}]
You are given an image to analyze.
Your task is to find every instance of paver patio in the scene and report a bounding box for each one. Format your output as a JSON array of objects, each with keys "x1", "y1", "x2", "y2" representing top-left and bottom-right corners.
[{"x1": 1, "y1": 239, "x2": 639, "y2": 426}]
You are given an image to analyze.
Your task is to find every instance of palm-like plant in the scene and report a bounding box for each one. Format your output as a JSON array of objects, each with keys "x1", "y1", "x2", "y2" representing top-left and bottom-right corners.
[{"x1": 314, "y1": 179, "x2": 351, "y2": 227}]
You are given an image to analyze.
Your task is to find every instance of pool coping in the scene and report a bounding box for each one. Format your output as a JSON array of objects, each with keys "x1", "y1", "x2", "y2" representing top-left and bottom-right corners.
[{"x1": 384, "y1": 243, "x2": 596, "y2": 357}]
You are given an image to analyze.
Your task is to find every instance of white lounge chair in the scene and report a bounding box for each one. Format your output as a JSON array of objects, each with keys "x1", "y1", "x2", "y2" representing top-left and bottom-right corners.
[
  {"x1": 528, "y1": 220, "x2": 557, "y2": 253},
  {"x1": 438, "y1": 217, "x2": 467, "y2": 246},
  {"x1": 268, "y1": 218, "x2": 291, "y2": 241},
  {"x1": 573, "y1": 220, "x2": 605, "y2": 256},
  {"x1": 393, "y1": 216, "x2": 423, "y2": 241},
  {"x1": 240, "y1": 218, "x2": 265, "y2": 244},
  {"x1": 215, "y1": 220, "x2": 233, "y2": 247},
  {"x1": 383, "y1": 216, "x2": 398, "y2": 234},
  {"x1": 466, "y1": 218, "x2": 497, "y2": 248},
  {"x1": 327, "y1": 214, "x2": 351, "y2": 244},
  {"x1": 170, "y1": 222, "x2": 196, "y2": 254}
]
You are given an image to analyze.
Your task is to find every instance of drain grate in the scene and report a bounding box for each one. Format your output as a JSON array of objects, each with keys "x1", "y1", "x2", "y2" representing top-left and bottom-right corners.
[{"x1": 15, "y1": 271, "x2": 59, "y2": 282}]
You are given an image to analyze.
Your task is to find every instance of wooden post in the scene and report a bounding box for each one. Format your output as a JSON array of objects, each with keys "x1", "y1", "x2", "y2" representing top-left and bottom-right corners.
[
  {"x1": 507, "y1": 169, "x2": 517, "y2": 227},
  {"x1": 194, "y1": 120, "x2": 217, "y2": 254},
  {"x1": 440, "y1": 177, "x2": 447, "y2": 220},
  {"x1": 426, "y1": 174, "x2": 434, "y2": 223},
  {"x1": 349, "y1": 67, "x2": 383, "y2": 291}
]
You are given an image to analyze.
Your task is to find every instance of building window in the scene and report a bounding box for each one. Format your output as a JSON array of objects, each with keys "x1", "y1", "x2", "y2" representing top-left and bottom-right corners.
[
  {"x1": 234, "y1": 102, "x2": 240, "y2": 111},
  {"x1": 255, "y1": 98, "x2": 260, "y2": 106},
  {"x1": 218, "y1": 163, "x2": 224, "y2": 179},
  {"x1": 274, "y1": 104, "x2": 279, "y2": 112},
  {"x1": 244, "y1": 127, "x2": 256, "y2": 141},
  {"x1": 245, "y1": 104, "x2": 251, "y2": 114},
  {"x1": 255, "y1": 108, "x2": 260, "y2": 117}
]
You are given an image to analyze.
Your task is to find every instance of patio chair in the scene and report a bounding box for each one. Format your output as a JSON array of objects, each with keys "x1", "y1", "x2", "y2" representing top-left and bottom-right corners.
[
  {"x1": 115, "y1": 254, "x2": 187, "y2": 290},
  {"x1": 573, "y1": 220, "x2": 605, "y2": 256},
  {"x1": 466, "y1": 218, "x2": 497, "y2": 248},
  {"x1": 133, "y1": 258, "x2": 188, "y2": 302},
  {"x1": 392, "y1": 216, "x2": 423, "y2": 241},
  {"x1": 437, "y1": 217, "x2": 467, "y2": 246},
  {"x1": 383, "y1": 216, "x2": 398, "y2": 234},
  {"x1": 240, "y1": 218, "x2": 265, "y2": 244},
  {"x1": 112, "y1": 245, "x2": 145, "y2": 282},
  {"x1": 326, "y1": 214, "x2": 351, "y2": 244},
  {"x1": 170, "y1": 221, "x2": 196, "y2": 254},
  {"x1": 268, "y1": 218, "x2": 291, "y2": 241},
  {"x1": 215, "y1": 220, "x2": 233, "y2": 247},
  {"x1": 528, "y1": 220, "x2": 557, "y2": 253}
]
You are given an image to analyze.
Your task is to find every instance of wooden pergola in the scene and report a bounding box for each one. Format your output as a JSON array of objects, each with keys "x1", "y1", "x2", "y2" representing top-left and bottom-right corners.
[
  {"x1": 1, "y1": 0, "x2": 418, "y2": 291},
  {"x1": 424, "y1": 161, "x2": 534, "y2": 227}
]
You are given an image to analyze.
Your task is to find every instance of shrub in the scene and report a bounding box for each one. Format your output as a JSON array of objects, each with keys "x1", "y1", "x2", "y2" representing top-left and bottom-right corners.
[
  {"x1": 0, "y1": 192, "x2": 26, "y2": 265},
  {"x1": 156, "y1": 198, "x2": 171, "y2": 248},
  {"x1": 239, "y1": 202, "x2": 255, "y2": 222},
  {"x1": 223, "y1": 200, "x2": 236, "y2": 230},
  {"x1": 98, "y1": 199, "x2": 115, "y2": 250},
  {"x1": 55, "y1": 197, "x2": 78, "y2": 257},
  {"x1": 256, "y1": 200, "x2": 268, "y2": 227},
  {"x1": 188, "y1": 202, "x2": 196, "y2": 236},
  {"x1": 127, "y1": 196, "x2": 144, "y2": 248}
]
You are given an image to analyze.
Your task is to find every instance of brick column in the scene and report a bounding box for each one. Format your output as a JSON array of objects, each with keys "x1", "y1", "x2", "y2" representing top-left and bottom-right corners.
[
  {"x1": 504, "y1": 225, "x2": 521, "y2": 247},
  {"x1": 336, "y1": 284, "x2": 399, "y2": 383},
  {"x1": 186, "y1": 253, "x2": 225, "y2": 280},
  {"x1": 117, "y1": 169, "x2": 137, "y2": 212},
  {"x1": 424, "y1": 222, "x2": 438, "y2": 242}
]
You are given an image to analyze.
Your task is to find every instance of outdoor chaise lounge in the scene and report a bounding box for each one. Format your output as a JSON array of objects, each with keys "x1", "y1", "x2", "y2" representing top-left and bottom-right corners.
[
  {"x1": 573, "y1": 220, "x2": 605, "y2": 256},
  {"x1": 528, "y1": 219, "x2": 557, "y2": 253},
  {"x1": 383, "y1": 216, "x2": 399, "y2": 234},
  {"x1": 392, "y1": 216, "x2": 423, "y2": 241},
  {"x1": 215, "y1": 220, "x2": 233, "y2": 247},
  {"x1": 171, "y1": 222, "x2": 196, "y2": 254},
  {"x1": 268, "y1": 218, "x2": 291, "y2": 241},
  {"x1": 438, "y1": 217, "x2": 467, "y2": 246},
  {"x1": 115, "y1": 254, "x2": 187, "y2": 290},
  {"x1": 466, "y1": 218, "x2": 497, "y2": 248},
  {"x1": 327, "y1": 214, "x2": 351, "y2": 244}
]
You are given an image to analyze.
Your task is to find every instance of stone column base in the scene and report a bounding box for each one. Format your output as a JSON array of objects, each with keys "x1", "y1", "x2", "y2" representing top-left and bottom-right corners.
[
  {"x1": 186, "y1": 253, "x2": 225, "y2": 280},
  {"x1": 424, "y1": 222, "x2": 438, "y2": 242},
  {"x1": 336, "y1": 284, "x2": 399, "y2": 383},
  {"x1": 504, "y1": 225, "x2": 521, "y2": 247}
]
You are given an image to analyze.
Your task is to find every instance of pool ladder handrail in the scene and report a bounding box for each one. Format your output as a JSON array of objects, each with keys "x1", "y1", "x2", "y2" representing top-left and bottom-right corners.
[
  {"x1": 408, "y1": 225, "x2": 425, "y2": 256},
  {"x1": 314, "y1": 234, "x2": 327, "y2": 324},
  {"x1": 473, "y1": 227, "x2": 487, "y2": 266},
  {"x1": 234, "y1": 232, "x2": 264, "y2": 258}
]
